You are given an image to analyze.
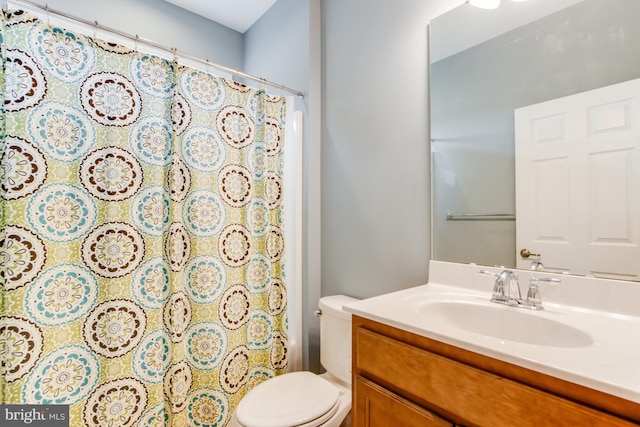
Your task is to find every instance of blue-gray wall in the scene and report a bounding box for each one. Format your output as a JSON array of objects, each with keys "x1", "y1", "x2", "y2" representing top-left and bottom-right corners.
[
  {"x1": 245, "y1": 0, "x2": 310, "y2": 96},
  {"x1": 321, "y1": 0, "x2": 444, "y2": 299}
]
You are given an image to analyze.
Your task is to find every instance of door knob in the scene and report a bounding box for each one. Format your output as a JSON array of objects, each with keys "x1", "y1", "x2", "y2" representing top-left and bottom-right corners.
[{"x1": 520, "y1": 249, "x2": 540, "y2": 259}]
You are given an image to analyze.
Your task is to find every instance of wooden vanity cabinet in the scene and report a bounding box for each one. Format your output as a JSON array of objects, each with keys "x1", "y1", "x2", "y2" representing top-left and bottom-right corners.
[{"x1": 352, "y1": 315, "x2": 640, "y2": 427}]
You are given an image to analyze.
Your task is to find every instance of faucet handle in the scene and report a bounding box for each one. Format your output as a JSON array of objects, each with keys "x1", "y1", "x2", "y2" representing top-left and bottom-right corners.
[
  {"x1": 530, "y1": 276, "x2": 561, "y2": 285},
  {"x1": 477, "y1": 269, "x2": 499, "y2": 277},
  {"x1": 525, "y1": 276, "x2": 561, "y2": 309}
]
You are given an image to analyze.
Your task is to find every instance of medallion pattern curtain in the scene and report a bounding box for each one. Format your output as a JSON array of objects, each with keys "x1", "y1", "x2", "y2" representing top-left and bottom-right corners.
[{"x1": 0, "y1": 10, "x2": 288, "y2": 427}]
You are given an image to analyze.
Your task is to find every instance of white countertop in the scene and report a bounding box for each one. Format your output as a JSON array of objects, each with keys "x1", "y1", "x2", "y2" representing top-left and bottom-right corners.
[{"x1": 345, "y1": 261, "x2": 640, "y2": 404}]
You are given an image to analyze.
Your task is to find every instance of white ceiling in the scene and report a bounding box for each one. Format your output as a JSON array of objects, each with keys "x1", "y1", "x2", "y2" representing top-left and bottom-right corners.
[{"x1": 164, "y1": 0, "x2": 277, "y2": 33}]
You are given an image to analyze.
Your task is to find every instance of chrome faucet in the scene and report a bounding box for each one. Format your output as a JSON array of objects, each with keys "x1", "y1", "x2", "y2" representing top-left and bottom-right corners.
[
  {"x1": 478, "y1": 269, "x2": 521, "y2": 305},
  {"x1": 478, "y1": 269, "x2": 560, "y2": 310}
]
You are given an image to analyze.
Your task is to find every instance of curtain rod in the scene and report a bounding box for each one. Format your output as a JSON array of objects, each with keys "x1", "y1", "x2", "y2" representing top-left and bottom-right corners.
[{"x1": 5, "y1": 0, "x2": 305, "y2": 98}]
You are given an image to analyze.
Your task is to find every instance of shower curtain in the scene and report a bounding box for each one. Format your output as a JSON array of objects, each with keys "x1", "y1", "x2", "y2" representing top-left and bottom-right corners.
[{"x1": 0, "y1": 9, "x2": 288, "y2": 427}]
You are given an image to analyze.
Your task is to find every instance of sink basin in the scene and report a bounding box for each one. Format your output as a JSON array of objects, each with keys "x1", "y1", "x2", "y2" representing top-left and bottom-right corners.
[{"x1": 419, "y1": 301, "x2": 593, "y2": 348}]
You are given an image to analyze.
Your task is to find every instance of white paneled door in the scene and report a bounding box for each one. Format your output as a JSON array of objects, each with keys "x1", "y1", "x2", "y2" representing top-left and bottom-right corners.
[{"x1": 515, "y1": 78, "x2": 640, "y2": 280}]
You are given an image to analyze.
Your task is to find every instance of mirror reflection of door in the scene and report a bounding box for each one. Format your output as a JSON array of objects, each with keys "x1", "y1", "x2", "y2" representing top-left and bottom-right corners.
[{"x1": 515, "y1": 78, "x2": 640, "y2": 280}]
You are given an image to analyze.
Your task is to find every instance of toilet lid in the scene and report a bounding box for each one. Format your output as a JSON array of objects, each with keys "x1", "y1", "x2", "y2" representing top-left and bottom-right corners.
[{"x1": 235, "y1": 371, "x2": 341, "y2": 427}]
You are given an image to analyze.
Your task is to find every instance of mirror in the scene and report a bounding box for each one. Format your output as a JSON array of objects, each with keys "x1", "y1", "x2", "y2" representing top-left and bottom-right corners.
[{"x1": 430, "y1": 0, "x2": 640, "y2": 279}]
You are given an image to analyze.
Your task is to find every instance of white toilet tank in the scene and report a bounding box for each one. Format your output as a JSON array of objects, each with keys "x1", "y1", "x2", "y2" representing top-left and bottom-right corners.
[{"x1": 318, "y1": 295, "x2": 359, "y2": 385}]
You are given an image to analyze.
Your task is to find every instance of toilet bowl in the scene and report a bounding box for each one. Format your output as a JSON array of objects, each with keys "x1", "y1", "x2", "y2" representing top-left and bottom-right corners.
[{"x1": 230, "y1": 295, "x2": 358, "y2": 427}]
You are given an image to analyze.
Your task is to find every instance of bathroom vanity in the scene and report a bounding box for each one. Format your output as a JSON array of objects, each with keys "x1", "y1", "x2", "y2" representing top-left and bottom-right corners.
[{"x1": 347, "y1": 261, "x2": 640, "y2": 426}]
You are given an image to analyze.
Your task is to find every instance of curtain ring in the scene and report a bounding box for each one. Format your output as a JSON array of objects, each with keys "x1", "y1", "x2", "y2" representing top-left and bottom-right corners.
[
  {"x1": 259, "y1": 77, "x2": 268, "y2": 93},
  {"x1": 134, "y1": 34, "x2": 139, "y2": 57},
  {"x1": 45, "y1": 3, "x2": 50, "y2": 27},
  {"x1": 171, "y1": 47, "x2": 178, "y2": 64},
  {"x1": 205, "y1": 59, "x2": 210, "y2": 74},
  {"x1": 93, "y1": 20, "x2": 98, "y2": 39}
]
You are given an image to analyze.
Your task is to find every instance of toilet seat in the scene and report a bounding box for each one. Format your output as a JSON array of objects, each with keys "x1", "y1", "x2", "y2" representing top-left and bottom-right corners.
[{"x1": 235, "y1": 371, "x2": 341, "y2": 427}]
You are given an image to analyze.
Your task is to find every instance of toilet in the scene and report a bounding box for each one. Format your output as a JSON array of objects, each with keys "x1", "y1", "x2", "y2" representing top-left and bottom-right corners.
[{"x1": 230, "y1": 295, "x2": 359, "y2": 427}]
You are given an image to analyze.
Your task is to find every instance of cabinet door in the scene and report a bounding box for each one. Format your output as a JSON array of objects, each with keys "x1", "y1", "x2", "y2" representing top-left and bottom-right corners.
[{"x1": 354, "y1": 376, "x2": 452, "y2": 427}]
